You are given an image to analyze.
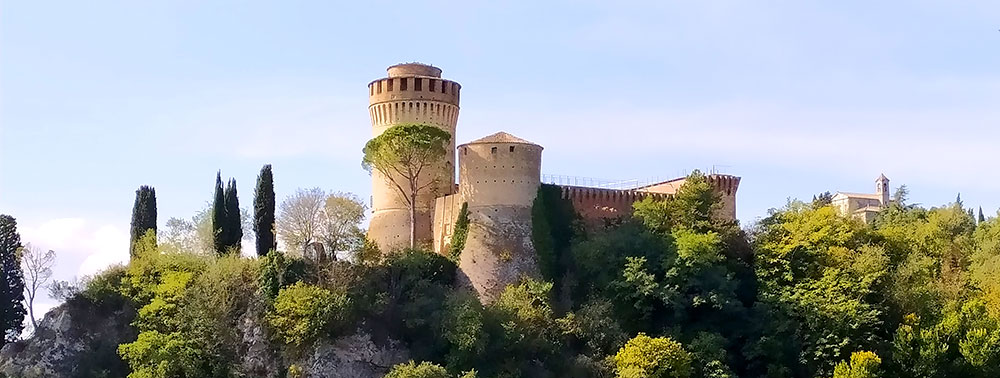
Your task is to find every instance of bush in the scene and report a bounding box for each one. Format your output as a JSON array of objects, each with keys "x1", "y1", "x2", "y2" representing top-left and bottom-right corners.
[
  {"x1": 384, "y1": 361, "x2": 450, "y2": 378},
  {"x1": 267, "y1": 282, "x2": 351, "y2": 347},
  {"x1": 81, "y1": 264, "x2": 129, "y2": 308},
  {"x1": 118, "y1": 330, "x2": 222, "y2": 378},
  {"x1": 614, "y1": 333, "x2": 692, "y2": 378}
]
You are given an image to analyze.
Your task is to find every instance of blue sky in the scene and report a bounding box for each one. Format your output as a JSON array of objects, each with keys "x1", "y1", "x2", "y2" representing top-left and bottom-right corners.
[{"x1": 2, "y1": 1, "x2": 1000, "y2": 317}]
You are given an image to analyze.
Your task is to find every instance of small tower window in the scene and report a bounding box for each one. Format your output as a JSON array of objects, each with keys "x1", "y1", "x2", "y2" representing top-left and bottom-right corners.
[
  {"x1": 377, "y1": 80, "x2": 382, "y2": 93},
  {"x1": 491, "y1": 147, "x2": 497, "y2": 154},
  {"x1": 400, "y1": 78, "x2": 408, "y2": 91},
  {"x1": 415, "y1": 78, "x2": 422, "y2": 91},
  {"x1": 463, "y1": 147, "x2": 467, "y2": 155},
  {"x1": 387, "y1": 79, "x2": 393, "y2": 91},
  {"x1": 509, "y1": 146, "x2": 515, "y2": 152}
]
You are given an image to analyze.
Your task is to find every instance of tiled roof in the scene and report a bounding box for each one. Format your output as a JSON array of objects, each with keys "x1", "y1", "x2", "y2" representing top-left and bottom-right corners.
[
  {"x1": 834, "y1": 192, "x2": 883, "y2": 200},
  {"x1": 462, "y1": 132, "x2": 538, "y2": 146}
]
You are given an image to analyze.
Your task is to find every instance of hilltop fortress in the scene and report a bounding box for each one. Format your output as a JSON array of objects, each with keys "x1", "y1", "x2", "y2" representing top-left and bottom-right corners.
[{"x1": 367, "y1": 63, "x2": 740, "y2": 301}]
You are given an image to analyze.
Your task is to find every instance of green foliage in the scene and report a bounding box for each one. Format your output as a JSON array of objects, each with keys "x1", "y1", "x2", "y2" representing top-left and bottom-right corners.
[
  {"x1": 118, "y1": 330, "x2": 222, "y2": 378},
  {"x1": 254, "y1": 164, "x2": 276, "y2": 257},
  {"x1": 491, "y1": 278, "x2": 560, "y2": 355},
  {"x1": 448, "y1": 202, "x2": 470, "y2": 262},
  {"x1": 130, "y1": 186, "x2": 158, "y2": 258},
  {"x1": 532, "y1": 188, "x2": 557, "y2": 282},
  {"x1": 80, "y1": 264, "x2": 129, "y2": 308},
  {"x1": 117, "y1": 239, "x2": 259, "y2": 377},
  {"x1": 384, "y1": 361, "x2": 450, "y2": 378},
  {"x1": 532, "y1": 184, "x2": 578, "y2": 290},
  {"x1": 267, "y1": 282, "x2": 351, "y2": 347},
  {"x1": 830, "y1": 351, "x2": 881, "y2": 378},
  {"x1": 212, "y1": 172, "x2": 226, "y2": 255},
  {"x1": 223, "y1": 178, "x2": 242, "y2": 255},
  {"x1": 258, "y1": 250, "x2": 304, "y2": 302},
  {"x1": 441, "y1": 292, "x2": 487, "y2": 369},
  {"x1": 614, "y1": 333, "x2": 692, "y2": 378},
  {"x1": 0, "y1": 215, "x2": 24, "y2": 346},
  {"x1": 362, "y1": 123, "x2": 451, "y2": 247}
]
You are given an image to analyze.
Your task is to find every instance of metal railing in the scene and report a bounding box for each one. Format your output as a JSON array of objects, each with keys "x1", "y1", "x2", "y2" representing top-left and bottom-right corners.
[{"x1": 541, "y1": 167, "x2": 731, "y2": 190}]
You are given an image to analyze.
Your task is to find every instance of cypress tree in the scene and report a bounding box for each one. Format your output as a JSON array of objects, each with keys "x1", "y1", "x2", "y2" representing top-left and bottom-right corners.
[
  {"x1": 224, "y1": 178, "x2": 242, "y2": 255},
  {"x1": 129, "y1": 185, "x2": 157, "y2": 257},
  {"x1": 979, "y1": 207, "x2": 986, "y2": 224},
  {"x1": 253, "y1": 164, "x2": 276, "y2": 257},
  {"x1": 0, "y1": 215, "x2": 25, "y2": 346},
  {"x1": 212, "y1": 172, "x2": 227, "y2": 255}
]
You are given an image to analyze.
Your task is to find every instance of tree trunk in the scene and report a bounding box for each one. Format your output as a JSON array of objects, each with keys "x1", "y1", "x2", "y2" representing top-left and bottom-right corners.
[
  {"x1": 28, "y1": 292, "x2": 37, "y2": 329},
  {"x1": 409, "y1": 191, "x2": 417, "y2": 248}
]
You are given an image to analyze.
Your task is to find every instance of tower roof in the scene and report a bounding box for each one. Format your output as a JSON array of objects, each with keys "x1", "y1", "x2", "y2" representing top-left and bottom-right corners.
[
  {"x1": 877, "y1": 173, "x2": 889, "y2": 181},
  {"x1": 460, "y1": 132, "x2": 540, "y2": 147},
  {"x1": 387, "y1": 63, "x2": 442, "y2": 78}
]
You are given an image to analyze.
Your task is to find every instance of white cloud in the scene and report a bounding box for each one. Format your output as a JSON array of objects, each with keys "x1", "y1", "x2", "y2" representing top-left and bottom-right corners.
[{"x1": 19, "y1": 218, "x2": 129, "y2": 280}]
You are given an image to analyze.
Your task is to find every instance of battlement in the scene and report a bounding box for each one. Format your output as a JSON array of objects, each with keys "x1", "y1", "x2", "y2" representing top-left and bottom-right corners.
[
  {"x1": 369, "y1": 76, "x2": 461, "y2": 106},
  {"x1": 557, "y1": 185, "x2": 671, "y2": 227}
]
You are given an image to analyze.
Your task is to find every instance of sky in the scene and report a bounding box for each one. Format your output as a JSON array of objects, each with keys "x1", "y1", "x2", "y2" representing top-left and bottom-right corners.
[{"x1": 2, "y1": 0, "x2": 999, "y2": 320}]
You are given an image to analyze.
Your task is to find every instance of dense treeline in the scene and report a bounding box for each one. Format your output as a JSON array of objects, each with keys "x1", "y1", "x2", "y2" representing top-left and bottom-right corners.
[{"x1": 6, "y1": 170, "x2": 1000, "y2": 378}]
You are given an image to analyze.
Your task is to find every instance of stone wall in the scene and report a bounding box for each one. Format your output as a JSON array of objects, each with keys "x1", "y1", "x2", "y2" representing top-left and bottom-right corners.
[
  {"x1": 453, "y1": 137, "x2": 542, "y2": 302},
  {"x1": 558, "y1": 186, "x2": 671, "y2": 229}
]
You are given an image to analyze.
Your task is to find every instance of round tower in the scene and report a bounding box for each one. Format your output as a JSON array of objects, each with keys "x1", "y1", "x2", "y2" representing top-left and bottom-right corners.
[
  {"x1": 456, "y1": 132, "x2": 542, "y2": 302},
  {"x1": 368, "y1": 63, "x2": 461, "y2": 250}
]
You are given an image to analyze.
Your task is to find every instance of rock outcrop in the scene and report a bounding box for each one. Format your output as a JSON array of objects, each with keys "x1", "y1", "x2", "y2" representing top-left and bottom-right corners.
[{"x1": 0, "y1": 298, "x2": 135, "y2": 378}]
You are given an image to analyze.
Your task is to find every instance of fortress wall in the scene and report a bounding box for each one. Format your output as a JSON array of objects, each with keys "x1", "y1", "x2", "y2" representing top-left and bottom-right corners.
[
  {"x1": 457, "y1": 206, "x2": 537, "y2": 303},
  {"x1": 432, "y1": 193, "x2": 463, "y2": 255},
  {"x1": 559, "y1": 186, "x2": 671, "y2": 228}
]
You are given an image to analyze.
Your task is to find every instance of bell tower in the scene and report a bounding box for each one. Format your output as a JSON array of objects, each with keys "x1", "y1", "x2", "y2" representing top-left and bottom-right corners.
[
  {"x1": 876, "y1": 173, "x2": 890, "y2": 206},
  {"x1": 366, "y1": 63, "x2": 462, "y2": 251}
]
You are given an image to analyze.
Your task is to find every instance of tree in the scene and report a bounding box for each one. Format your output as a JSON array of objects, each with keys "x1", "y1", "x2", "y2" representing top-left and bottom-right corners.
[
  {"x1": 212, "y1": 172, "x2": 226, "y2": 255},
  {"x1": 20, "y1": 243, "x2": 54, "y2": 330},
  {"x1": 129, "y1": 185, "x2": 157, "y2": 257},
  {"x1": 614, "y1": 333, "x2": 692, "y2": 378},
  {"x1": 0, "y1": 215, "x2": 25, "y2": 346},
  {"x1": 812, "y1": 191, "x2": 834, "y2": 208},
  {"x1": 831, "y1": 351, "x2": 882, "y2": 378},
  {"x1": 277, "y1": 188, "x2": 326, "y2": 255},
  {"x1": 253, "y1": 164, "x2": 276, "y2": 257},
  {"x1": 384, "y1": 361, "x2": 450, "y2": 378},
  {"x1": 980, "y1": 207, "x2": 986, "y2": 224},
  {"x1": 362, "y1": 124, "x2": 451, "y2": 248},
  {"x1": 316, "y1": 192, "x2": 366, "y2": 260},
  {"x1": 223, "y1": 178, "x2": 242, "y2": 254}
]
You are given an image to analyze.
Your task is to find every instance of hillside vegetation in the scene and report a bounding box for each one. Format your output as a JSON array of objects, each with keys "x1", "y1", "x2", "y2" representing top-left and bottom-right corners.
[{"x1": 4, "y1": 172, "x2": 1000, "y2": 378}]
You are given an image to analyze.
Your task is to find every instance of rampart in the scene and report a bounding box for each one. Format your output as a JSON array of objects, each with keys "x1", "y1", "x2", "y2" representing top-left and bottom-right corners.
[{"x1": 557, "y1": 186, "x2": 672, "y2": 228}]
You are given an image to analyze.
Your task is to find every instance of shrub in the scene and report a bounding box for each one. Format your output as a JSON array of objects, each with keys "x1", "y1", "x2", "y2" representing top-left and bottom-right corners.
[
  {"x1": 118, "y1": 330, "x2": 221, "y2": 378},
  {"x1": 267, "y1": 282, "x2": 351, "y2": 347},
  {"x1": 384, "y1": 361, "x2": 450, "y2": 378},
  {"x1": 448, "y1": 203, "x2": 470, "y2": 261},
  {"x1": 80, "y1": 264, "x2": 129, "y2": 308},
  {"x1": 614, "y1": 333, "x2": 692, "y2": 378}
]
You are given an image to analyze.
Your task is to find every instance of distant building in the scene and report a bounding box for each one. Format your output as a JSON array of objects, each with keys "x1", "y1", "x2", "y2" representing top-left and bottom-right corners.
[{"x1": 832, "y1": 174, "x2": 890, "y2": 223}]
